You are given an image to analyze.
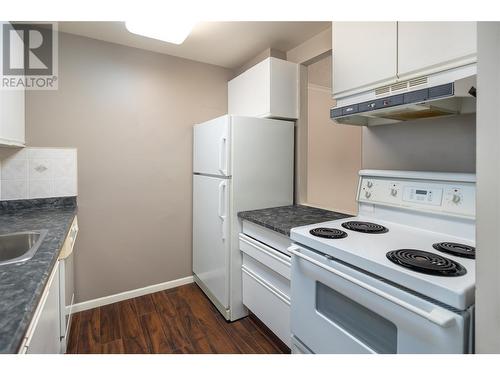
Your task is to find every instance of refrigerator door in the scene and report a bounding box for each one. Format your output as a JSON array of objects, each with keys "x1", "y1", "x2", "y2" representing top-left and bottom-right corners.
[
  {"x1": 193, "y1": 174, "x2": 231, "y2": 310},
  {"x1": 193, "y1": 115, "x2": 231, "y2": 176}
]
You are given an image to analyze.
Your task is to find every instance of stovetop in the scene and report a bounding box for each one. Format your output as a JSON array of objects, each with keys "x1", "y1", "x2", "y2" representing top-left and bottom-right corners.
[{"x1": 290, "y1": 215, "x2": 475, "y2": 310}]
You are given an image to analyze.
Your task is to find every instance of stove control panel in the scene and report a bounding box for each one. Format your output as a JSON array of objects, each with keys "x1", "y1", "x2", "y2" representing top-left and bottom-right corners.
[
  {"x1": 402, "y1": 186, "x2": 443, "y2": 206},
  {"x1": 358, "y1": 175, "x2": 475, "y2": 218}
]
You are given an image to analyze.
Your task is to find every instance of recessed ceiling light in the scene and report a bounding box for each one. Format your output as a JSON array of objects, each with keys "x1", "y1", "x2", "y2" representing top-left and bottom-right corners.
[{"x1": 125, "y1": 20, "x2": 196, "y2": 45}]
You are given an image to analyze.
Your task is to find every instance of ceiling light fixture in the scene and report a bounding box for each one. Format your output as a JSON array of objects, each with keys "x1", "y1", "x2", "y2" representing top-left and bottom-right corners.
[{"x1": 125, "y1": 20, "x2": 196, "y2": 45}]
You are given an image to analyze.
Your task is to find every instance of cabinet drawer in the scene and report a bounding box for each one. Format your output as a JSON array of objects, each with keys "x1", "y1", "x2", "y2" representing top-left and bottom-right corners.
[
  {"x1": 242, "y1": 253, "x2": 290, "y2": 298},
  {"x1": 241, "y1": 221, "x2": 292, "y2": 255},
  {"x1": 239, "y1": 233, "x2": 291, "y2": 280},
  {"x1": 242, "y1": 266, "x2": 291, "y2": 347}
]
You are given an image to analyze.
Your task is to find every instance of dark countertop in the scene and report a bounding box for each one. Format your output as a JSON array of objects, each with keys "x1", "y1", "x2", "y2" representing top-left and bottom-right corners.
[
  {"x1": 0, "y1": 197, "x2": 77, "y2": 354},
  {"x1": 238, "y1": 204, "x2": 352, "y2": 236}
]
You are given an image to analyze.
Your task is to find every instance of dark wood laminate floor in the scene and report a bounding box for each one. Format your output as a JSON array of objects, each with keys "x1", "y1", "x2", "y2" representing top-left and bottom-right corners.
[{"x1": 67, "y1": 282, "x2": 289, "y2": 354}]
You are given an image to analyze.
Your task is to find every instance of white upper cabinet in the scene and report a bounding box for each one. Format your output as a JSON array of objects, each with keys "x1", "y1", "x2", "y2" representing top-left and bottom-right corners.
[
  {"x1": 397, "y1": 22, "x2": 477, "y2": 79},
  {"x1": 332, "y1": 22, "x2": 477, "y2": 100},
  {"x1": 0, "y1": 89, "x2": 25, "y2": 147},
  {"x1": 0, "y1": 21, "x2": 25, "y2": 147},
  {"x1": 228, "y1": 57, "x2": 299, "y2": 120},
  {"x1": 333, "y1": 22, "x2": 398, "y2": 97}
]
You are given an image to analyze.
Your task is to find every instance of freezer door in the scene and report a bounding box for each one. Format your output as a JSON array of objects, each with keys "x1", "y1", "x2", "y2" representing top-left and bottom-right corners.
[
  {"x1": 193, "y1": 115, "x2": 231, "y2": 176},
  {"x1": 193, "y1": 174, "x2": 231, "y2": 308}
]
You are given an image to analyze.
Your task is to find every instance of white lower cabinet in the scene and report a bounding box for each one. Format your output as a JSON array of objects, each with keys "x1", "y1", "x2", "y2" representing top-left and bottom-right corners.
[
  {"x1": 241, "y1": 263, "x2": 291, "y2": 346},
  {"x1": 23, "y1": 265, "x2": 61, "y2": 354},
  {"x1": 239, "y1": 222, "x2": 292, "y2": 347},
  {"x1": 20, "y1": 216, "x2": 78, "y2": 354}
]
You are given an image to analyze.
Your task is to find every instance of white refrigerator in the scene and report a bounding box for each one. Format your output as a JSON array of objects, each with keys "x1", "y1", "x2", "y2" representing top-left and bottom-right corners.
[{"x1": 193, "y1": 115, "x2": 294, "y2": 321}]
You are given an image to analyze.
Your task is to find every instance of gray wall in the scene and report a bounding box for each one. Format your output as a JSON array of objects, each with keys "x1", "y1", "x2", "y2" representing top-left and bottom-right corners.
[
  {"x1": 362, "y1": 114, "x2": 476, "y2": 172},
  {"x1": 475, "y1": 22, "x2": 500, "y2": 353},
  {"x1": 26, "y1": 32, "x2": 231, "y2": 302}
]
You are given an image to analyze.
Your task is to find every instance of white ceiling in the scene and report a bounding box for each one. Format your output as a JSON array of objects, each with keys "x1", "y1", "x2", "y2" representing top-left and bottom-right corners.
[{"x1": 58, "y1": 21, "x2": 331, "y2": 69}]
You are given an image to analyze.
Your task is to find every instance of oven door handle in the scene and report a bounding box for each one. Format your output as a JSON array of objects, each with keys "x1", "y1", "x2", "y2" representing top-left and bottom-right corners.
[{"x1": 289, "y1": 246, "x2": 456, "y2": 328}]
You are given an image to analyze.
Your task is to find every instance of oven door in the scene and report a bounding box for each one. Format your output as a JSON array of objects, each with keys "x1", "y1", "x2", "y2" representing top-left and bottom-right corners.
[{"x1": 289, "y1": 245, "x2": 470, "y2": 354}]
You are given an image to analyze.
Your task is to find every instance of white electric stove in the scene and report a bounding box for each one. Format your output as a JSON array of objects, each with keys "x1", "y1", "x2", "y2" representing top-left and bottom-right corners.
[{"x1": 289, "y1": 170, "x2": 476, "y2": 354}]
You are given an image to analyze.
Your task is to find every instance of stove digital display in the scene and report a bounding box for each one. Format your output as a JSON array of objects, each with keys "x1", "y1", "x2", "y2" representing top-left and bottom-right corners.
[{"x1": 403, "y1": 186, "x2": 442, "y2": 206}]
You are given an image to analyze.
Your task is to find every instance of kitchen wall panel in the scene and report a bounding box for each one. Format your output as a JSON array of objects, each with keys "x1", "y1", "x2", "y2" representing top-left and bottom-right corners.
[
  {"x1": 25, "y1": 32, "x2": 231, "y2": 303},
  {"x1": 362, "y1": 114, "x2": 476, "y2": 173}
]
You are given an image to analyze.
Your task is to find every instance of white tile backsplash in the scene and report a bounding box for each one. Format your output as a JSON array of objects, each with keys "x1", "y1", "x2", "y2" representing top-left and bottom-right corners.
[
  {"x1": 29, "y1": 179, "x2": 54, "y2": 199},
  {"x1": 0, "y1": 147, "x2": 77, "y2": 201},
  {"x1": 53, "y1": 178, "x2": 77, "y2": 197},
  {"x1": 52, "y1": 157, "x2": 76, "y2": 179},
  {"x1": 1, "y1": 180, "x2": 28, "y2": 200},
  {"x1": 1, "y1": 158, "x2": 28, "y2": 180},
  {"x1": 29, "y1": 158, "x2": 53, "y2": 180}
]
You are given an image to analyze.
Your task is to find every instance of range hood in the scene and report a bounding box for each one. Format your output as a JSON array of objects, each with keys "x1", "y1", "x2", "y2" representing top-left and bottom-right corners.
[{"x1": 330, "y1": 67, "x2": 477, "y2": 126}]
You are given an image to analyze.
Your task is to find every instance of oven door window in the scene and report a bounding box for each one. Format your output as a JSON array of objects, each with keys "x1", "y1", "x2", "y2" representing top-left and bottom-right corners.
[{"x1": 316, "y1": 282, "x2": 397, "y2": 354}]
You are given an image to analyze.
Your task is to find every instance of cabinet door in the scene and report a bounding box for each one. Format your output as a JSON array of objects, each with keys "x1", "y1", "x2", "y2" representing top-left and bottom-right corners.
[
  {"x1": 0, "y1": 84, "x2": 25, "y2": 146},
  {"x1": 0, "y1": 22, "x2": 25, "y2": 146},
  {"x1": 25, "y1": 266, "x2": 61, "y2": 354},
  {"x1": 333, "y1": 22, "x2": 397, "y2": 97},
  {"x1": 228, "y1": 58, "x2": 271, "y2": 117},
  {"x1": 397, "y1": 22, "x2": 477, "y2": 79}
]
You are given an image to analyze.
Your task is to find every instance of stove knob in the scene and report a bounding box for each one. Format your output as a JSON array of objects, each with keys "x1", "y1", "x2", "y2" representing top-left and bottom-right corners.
[
  {"x1": 366, "y1": 181, "x2": 373, "y2": 188},
  {"x1": 365, "y1": 191, "x2": 372, "y2": 199},
  {"x1": 452, "y1": 193, "x2": 461, "y2": 204},
  {"x1": 390, "y1": 188, "x2": 398, "y2": 197}
]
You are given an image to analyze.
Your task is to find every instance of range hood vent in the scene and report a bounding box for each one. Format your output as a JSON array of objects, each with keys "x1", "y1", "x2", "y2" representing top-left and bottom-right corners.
[
  {"x1": 374, "y1": 77, "x2": 429, "y2": 97},
  {"x1": 331, "y1": 68, "x2": 476, "y2": 126}
]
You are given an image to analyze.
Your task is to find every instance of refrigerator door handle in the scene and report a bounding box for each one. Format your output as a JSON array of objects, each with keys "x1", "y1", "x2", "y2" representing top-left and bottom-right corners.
[
  {"x1": 218, "y1": 181, "x2": 227, "y2": 240},
  {"x1": 218, "y1": 136, "x2": 227, "y2": 175}
]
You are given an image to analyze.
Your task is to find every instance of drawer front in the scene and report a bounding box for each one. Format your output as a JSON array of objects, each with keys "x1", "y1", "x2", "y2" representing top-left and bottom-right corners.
[
  {"x1": 242, "y1": 221, "x2": 291, "y2": 255},
  {"x1": 242, "y1": 266, "x2": 291, "y2": 347},
  {"x1": 239, "y1": 233, "x2": 291, "y2": 280},
  {"x1": 242, "y1": 253, "x2": 290, "y2": 298}
]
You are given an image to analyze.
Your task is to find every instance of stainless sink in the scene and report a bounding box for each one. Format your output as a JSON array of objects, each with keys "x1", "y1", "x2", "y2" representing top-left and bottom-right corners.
[{"x1": 0, "y1": 230, "x2": 48, "y2": 266}]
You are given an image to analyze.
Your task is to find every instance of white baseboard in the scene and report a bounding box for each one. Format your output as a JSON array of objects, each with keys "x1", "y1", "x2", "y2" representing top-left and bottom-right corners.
[{"x1": 71, "y1": 275, "x2": 194, "y2": 313}]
